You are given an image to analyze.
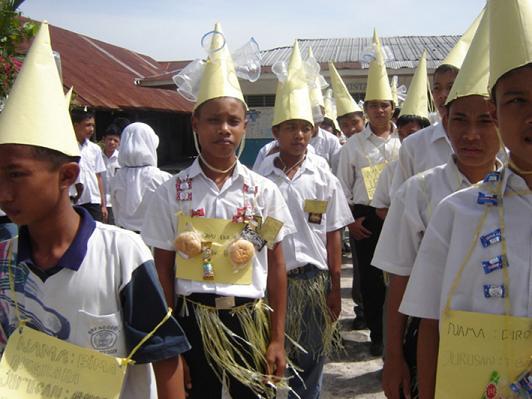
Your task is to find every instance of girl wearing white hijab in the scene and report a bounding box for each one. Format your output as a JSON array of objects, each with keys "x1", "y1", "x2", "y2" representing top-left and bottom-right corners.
[{"x1": 111, "y1": 122, "x2": 171, "y2": 232}]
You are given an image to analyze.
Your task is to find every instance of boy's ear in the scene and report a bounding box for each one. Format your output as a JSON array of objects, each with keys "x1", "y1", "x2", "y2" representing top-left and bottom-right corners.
[
  {"x1": 271, "y1": 126, "x2": 279, "y2": 139},
  {"x1": 442, "y1": 112, "x2": 449, "y2": 132},
  {"x1": 59, "y1": 162, "x2": 80, "y2": 189}
]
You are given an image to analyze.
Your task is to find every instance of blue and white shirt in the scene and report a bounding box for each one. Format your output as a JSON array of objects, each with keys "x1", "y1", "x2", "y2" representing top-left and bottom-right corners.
[{"x1": 0, "y1": 207, "x2": 190, "y2": 399}]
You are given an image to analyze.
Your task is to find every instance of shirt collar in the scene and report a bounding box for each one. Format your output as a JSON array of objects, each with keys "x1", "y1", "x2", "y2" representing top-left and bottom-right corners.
[
  {"x1": 362, "y1": 123, "x2": 398, "y2": 141},
  {"x1": 443, "y1": 155, "x2": 472, "y2": 188},
  {"x1": 185, "y1": 157, "x2": 247, "y2": 182},
  {"x1": 262, "y1": 152, "x2": 318, "y2": 178},
  {"x1": 17, "y1": 206, "x2": 96, "y2": 271},
  {"x1": 432, "y1": 122, "x2": 449, "y2": 144}
]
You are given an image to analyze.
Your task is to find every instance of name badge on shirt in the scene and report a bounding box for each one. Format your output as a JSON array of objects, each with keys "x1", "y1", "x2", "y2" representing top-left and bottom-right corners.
[
  {"x1": 304, "y1": 199, "x2": 328, "y2": 224},
  {"x1": 361, "y1": 162, "x2": 386, "y2": 200},
  {"x1": 258, "y1": 217, "x2": 284, "y2": 249},
  {"x1": 0, "y1": 325, "x2": 127, "y2": 399}
]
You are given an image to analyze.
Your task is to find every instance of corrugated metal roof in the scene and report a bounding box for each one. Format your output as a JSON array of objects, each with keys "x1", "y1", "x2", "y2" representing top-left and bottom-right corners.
[
  {"x1": 261, "y1": 35, "x2": 460, "y2": 69},
  {"x1": 20, "y1": 19, "x2": 193, "y2": 113}
]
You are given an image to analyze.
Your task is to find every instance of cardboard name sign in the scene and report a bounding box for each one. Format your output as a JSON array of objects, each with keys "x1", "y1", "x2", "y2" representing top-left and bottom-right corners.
[
  {"x1": 361, "y1": 162, "x2": 386, "y2": 200},
  {"x1": 176, "y1": 215, "x2": 253, "y2": 285},
  {"x1": 0, "y1": 325, "x2": 127, "y2": 399},
  {"x1": 435, "y1": 309, "x2": 531, "y2": 399}
]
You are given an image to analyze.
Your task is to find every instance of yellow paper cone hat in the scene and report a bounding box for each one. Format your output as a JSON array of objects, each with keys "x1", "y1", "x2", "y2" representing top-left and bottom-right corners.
[
  {"x1": 194, "y1": 22, "x2": 245, "y2": 110},
  {"x1": 441, "y1": 7, "x2": 484, "y2": 68},
  {"x1": 65, "y1": 86, "x2": 73, "y2": 108},
  {"x1": 0, "y1": 22, "x2": 79, "y2": 157},
  {"x1": 488, "y1": 0, "x2": 532, "y2": 91},
  {"x1": 328, "y1": 62, "x2": 362, "y2": 117},
  {"x1": 391, "y1": 77, "x2": 399, "y2": 106},
  {"x1": 400, "y1": 50, "x2": 429, "y2": 118},
  {"x1": 272, "y1": 41, "x2": 314, "y2": 127},
  {"x1": 364, "y1": 29, "x2": 393, "y2": 102},
  {"x1": 307, "y1": 47, "x2": 325, "y2": 108},
  {"x1": 446, "y1": 10, "x2": 490, "y2": 105}
]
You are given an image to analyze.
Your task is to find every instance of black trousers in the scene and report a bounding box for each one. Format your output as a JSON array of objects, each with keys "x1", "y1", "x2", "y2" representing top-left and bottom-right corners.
[
  {"x1": 80, "y1": 203, "x2": 103, "y2": 222},
  {"x1": 350, "y1": 236, "x2": 365, "y2": 318},
  {"x1": 176, "y1": 294, "x2": 269, "y2": 399},
  {"x1": 352, "y1": 204, "x2": 386, "y2": 343}
]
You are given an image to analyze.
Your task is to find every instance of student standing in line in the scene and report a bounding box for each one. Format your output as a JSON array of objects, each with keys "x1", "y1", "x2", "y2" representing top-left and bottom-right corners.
[
  {"x1": 258, "y1": 40, "x2": 354, "y2": 399},
  {"x1": 400, "y1": 1, "x2": 532, "y2": 396},
  {"x1": 0, "y1": 22, "x2": 190, "y2": 399},
  {"x1": 101, "y1": 123, "x2": 121, "y2": 225},
  {"x1": 142, "y1": 23, "x2": 295, "y2": 399}
]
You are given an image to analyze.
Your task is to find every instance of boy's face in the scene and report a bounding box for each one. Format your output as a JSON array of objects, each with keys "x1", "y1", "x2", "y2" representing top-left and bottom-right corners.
[
  {"x1": 103, "y1": 135, "x2": 120, "y2": 155},
  {"x1": 338, "y1": 112, "x2": 365, "y2": 137},
  {"x1": 432, "y1": 70, "x2": 458, "y2": 117},
  {"x1": 490, "y1": 65, "x2": 532, "y2": 170},
  {"x1": 0, "y1": 145, "x2": 78, "y2": 225},
  {"x1": 365, "y1": 101, "x2": 394, "y2": 128},
  {"x1": 444, "y1": 95, "x2": 499, "y2": 169},
  {"x1": 398, "y1": 121, "x2": 422, "y2": 142},
  {"x1": 273, "y1": 119, "x2": 313, "y2": 158},
  {"x1": 192, "y1": 97, "x2": 247, "y2": 162},
  {"x1": 74, "y1": 117, "x2": 96, "y2": 144}
]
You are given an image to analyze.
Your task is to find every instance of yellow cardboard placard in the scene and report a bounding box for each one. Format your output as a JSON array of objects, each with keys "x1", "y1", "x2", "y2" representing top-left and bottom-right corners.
[
  {"x1": 435, "y1": 309, "x2": 531, "y2": 399},
  {"x1": 303, "y1": 200, "x2": 328, "y2": 214},
  {"x1": 361, "y1": 162, "x2": 386, "y2": 200},
  {"x1": 175, "y1": 215, "x2": 253, "y2": 285},
  {"x1": 258, "y1": 217, "x2": 284, "y2": 249},
  {"x1": 0, "y1": 325, "x2": 126, "y2": 399}
]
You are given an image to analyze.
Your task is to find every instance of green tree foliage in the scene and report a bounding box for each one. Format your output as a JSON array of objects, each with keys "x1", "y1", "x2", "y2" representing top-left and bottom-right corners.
[{"x1": 0, "y1": 0, "x2": 36, "y2": 98}]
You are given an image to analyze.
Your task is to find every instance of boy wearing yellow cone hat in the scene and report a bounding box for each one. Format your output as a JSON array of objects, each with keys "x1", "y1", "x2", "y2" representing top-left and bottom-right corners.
[
  {"x1": 375, "y1": 9, "x2": 503, "y2": 398},
  {"x1": 389, "y1": 7, "x2": 485, "y2": 195},
  {"x1": 257, "y1": 40, "x2": 353, "y2": 398},
  {"x1": 329, "y1": 62, "x2": 366, "y2": 138},
  {"x1": 400, "y1": 0, "x2": 532, "y2": 397},
  {"x1": 371, "y1": 51, "x2": 432, "y2": 219},
  {"x1": 0, "y1": 22, "x2": 190, "y2": 399},
  {"x1": 142, "y1": 23, "x2": 295, "y2": 399},
  {"x1": 337, "y1": 29, "x2": 401, "y2": 356}
]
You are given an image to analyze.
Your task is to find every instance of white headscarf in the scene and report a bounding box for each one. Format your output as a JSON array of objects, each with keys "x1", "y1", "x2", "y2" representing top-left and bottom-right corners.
[{"x1": 111, "y1": 122, "x2": 171, "y2": 231}]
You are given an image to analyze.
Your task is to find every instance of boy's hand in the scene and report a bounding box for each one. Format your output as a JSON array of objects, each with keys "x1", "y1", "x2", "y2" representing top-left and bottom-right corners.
[
  {"x1": 382, "y1": 355, "x2": 411, "y2": 399},
  {"x1": 101, "y1": 205, "x2": 108, "y2": 223},
  {"x1": 348, "y1": 217, "x2": 372, "y2": 240},
  {"x1": 326, "y1": 289, "x2": 341, "y2": 321},
  {"x1": 183, "y1": 357, "x2": 192, "y2": 396},
  {"x1": 265, "y1": 340, "x2": 286, "y2": 381}
]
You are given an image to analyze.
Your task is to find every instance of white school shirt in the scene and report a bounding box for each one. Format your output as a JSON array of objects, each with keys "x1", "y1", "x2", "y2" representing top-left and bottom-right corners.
[
  {"x1": 258, "y1": 153, "x2": 354, "y2": 271},
  {"x1": 0, "y1": 208, "x2": 190, "y2": 399},
  {"x1": 400, "y1": 168, "x2": 532, "y2": 320},
  {"x1": 389, "y1": 122, "x2": 452, "y2": 196},
  {"x1": 141, "y1": 159, "x2": 295, "y2": 299},
  {"x1": 102, "y1": 149, "x2": 120, "y2": 207},
  {"x1": 371, "y1": 159, "x2": 398, "y2": 209},
  {"x1": 252, "y1": 140, "x2": 317, "y2": 172},
  {"x1": 310, "y1": 127, "x2": 342, "y2": 172},
  {"x1": 78, "y1": 140, "x2": 107, "y2": 205},
  {"x1": 336, "y1": 125, "x2": 401, "y2": 206},
  {"x1": 372, "y1": 156, "x2": 473, "y2": 276}
]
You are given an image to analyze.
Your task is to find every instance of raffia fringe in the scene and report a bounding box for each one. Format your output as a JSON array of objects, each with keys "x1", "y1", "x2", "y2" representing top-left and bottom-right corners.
[
  {"x1": 185, "y1": 298, "x2": 291, "y2": 399},
  {"x1": 286, "y1": 271, "x2": 344, "y2": 358}
]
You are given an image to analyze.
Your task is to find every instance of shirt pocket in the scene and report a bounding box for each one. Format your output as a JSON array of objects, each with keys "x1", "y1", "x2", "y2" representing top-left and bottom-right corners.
[{"x1": 73, "y1": 310, "x2": 126, "y2": 357}]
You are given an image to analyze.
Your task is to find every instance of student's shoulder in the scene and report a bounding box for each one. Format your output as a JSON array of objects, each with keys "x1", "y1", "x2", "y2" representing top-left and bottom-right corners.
[{"x1": 92, "y1": 222, "x2": 152, "y2": 259}]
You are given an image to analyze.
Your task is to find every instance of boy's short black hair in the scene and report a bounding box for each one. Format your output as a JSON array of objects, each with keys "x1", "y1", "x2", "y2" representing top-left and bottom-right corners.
[
  {"x1": 70, "y1": 108, "x2": 95, "y2": 124},
  {"x1": 396, "y1": 114, "x2": 431, "y2": 129},
  {"x1": 113, "y1": 117, "x2": 131, "y2": 133},
  {"x1": 393, "y1": 106, "x2": 402, "y2": 120},
  {"x1": 31, "y1": 145, "x2": 80, "y2": 169},
  {"x1": 433, "y1": 64, "x2": 460, "y2": 79},
  {"x1": 103, "y1": 123, "x2": 121, "y2": 138}
]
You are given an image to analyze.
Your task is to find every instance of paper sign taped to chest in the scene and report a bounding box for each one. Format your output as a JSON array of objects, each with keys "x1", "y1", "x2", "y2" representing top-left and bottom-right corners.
[
  {"x1": 175, "y1": 215, "x2": 253, "y2": 285},
  {"x1": 435, "y1": 309, "x2": 531, "y2": 399},
  {"x1": 361, "y1": 162, "x2": 386, "y2": 200},
  {"x1": 0, "y1": 325, "x2": 126, "y2": 399},
  {"x1": 303, "y1": 200, "x2": 328, "y2": 214},
  {"x1": 258, "y1": 217, "x2": 283, "y2": 249}
]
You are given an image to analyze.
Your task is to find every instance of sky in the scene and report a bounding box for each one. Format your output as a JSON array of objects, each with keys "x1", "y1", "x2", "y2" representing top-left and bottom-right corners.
[{"x1": 20, "y1": 0, "x2": 486, "y2": 61}]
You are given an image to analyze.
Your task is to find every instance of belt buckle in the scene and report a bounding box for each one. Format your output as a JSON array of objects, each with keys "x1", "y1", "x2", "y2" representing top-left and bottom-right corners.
[{"x1": 215, "y1": 296, "x2": 236, "y2": 309}]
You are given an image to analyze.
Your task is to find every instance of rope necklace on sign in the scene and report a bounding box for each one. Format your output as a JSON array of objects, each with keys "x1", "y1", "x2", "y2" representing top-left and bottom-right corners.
[{"x1": 278, "y1": 154, "x2": 306, "y2": 176}]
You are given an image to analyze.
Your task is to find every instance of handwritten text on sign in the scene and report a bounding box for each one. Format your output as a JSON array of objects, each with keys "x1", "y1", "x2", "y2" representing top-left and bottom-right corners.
[
  {"x1": 0, "y1": 326, "x2": 126, "y2": 399},
  {"x1": 361, "y1": 163, "x2": 386, "y2": 201}
]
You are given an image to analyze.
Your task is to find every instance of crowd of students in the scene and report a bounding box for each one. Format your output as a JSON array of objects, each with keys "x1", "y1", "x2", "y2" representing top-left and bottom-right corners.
[{"x1": 0, "y1": 0, "x2": 530, "y2": 398}]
